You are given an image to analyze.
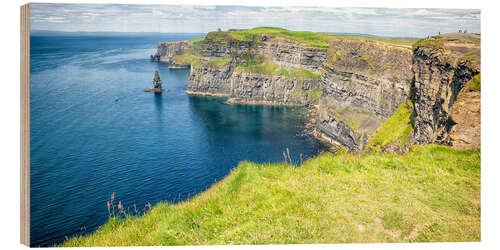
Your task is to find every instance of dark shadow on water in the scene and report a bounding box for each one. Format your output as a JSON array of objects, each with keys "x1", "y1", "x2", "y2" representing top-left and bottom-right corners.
[
  {"x1": 153, "y1": 92, "x2": 165, "y2": 135},
  {"x1": 154, "y1": 92, "x2": 163, "y2": 114}
]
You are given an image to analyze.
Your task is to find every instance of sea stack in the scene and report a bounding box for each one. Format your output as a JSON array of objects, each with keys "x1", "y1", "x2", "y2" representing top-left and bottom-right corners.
[
  {"x1": 144, "y1": 70, "x2": 167, "y2": 92},
  {"x1": 153, "y1": 70, "x2": 162, "y2": 89}
]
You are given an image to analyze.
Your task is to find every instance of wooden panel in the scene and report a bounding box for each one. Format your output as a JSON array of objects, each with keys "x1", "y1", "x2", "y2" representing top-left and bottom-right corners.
[{"x1": 20, "y1": 3, "x2": 30, "y2": 247}]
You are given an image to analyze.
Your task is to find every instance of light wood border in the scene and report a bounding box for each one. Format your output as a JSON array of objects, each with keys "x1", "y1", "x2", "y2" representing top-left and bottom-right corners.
[{"x1": 20, "y1": 3, "x2": 30, "y2": 247}]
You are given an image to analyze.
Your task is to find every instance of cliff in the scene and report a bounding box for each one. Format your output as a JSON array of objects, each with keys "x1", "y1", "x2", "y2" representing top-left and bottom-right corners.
[
  {"x1": 316, "y1": 39, "x2": 413, "y2": 150},
  {"x1": 448, "y1": 74, "x2": 481, "y2": 150},
  {"x1": 153, "y1": 40, "x2": 192, "y2": 68},
  {"x1": 410, "y1": 33, "x2": 481, "y2": 148},
  {"x1": 153, "y1": 28, "x2": 480, "y2": 152},
  {"x1": 185, "y1": 30, "x2": 326, "y2": 105}
]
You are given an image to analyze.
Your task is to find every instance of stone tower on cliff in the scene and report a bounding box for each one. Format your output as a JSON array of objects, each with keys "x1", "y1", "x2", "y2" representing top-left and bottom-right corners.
[{"x1": 153, "y1": 70, "x2": 162, "y2": 89}]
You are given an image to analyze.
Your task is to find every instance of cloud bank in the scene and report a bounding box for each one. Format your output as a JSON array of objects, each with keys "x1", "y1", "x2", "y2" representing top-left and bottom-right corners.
[{"x1": 30, "y1": 3, "x2": 480, "y2": 37}]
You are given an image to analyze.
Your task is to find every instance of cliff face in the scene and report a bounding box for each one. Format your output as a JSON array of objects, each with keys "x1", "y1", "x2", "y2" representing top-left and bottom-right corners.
[
  {"x1": 316, "y1": 39, "x2": 413, "y2": 150},
  {"x1": 227, "y1": 71, "x2": 321, "y2": 105},
  {"x1": 410, "y1": 33, "x2": 480, "y2": 147},
  {"x1": 184, "y1": 33, "x2": 324, "y2": 106},
  {"x1": 255, "y1": 36, "x2": 328, "y2": 71},
  {"x1": 154, "y1": 41, "x2": 191, "y2": 67},
  {"x1": 448, "y1": 78, "x2": 481, "y2": 150},
  {"x1": 187, "y1": 63, "x2": 233, "y2": 96},
  {"x1": 154, "y1": 30, "x2": 480, "y2": 152}
]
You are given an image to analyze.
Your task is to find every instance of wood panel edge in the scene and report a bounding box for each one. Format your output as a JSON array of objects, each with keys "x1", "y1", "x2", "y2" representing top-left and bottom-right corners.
[{"x1": 20, "y1": 3, "x2": 30, "y2": 247}]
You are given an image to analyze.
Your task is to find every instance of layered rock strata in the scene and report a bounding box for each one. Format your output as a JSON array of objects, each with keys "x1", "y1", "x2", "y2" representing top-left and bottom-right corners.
[
  {"x1": 184, "y1": 34, "x2": 326, "y2": 106},
  {"x1": 153, "y1": 41, "x2": 191, "y2": 68},
  {"x1": 316, "y1": 39, "x2": 413, "y2": 150},
  {"x1": 410, "y1": 33, "x2": 481, "y2": 147}
]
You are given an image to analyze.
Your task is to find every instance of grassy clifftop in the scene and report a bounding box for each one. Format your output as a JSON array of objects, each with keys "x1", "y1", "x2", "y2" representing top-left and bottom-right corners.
[
  {"x1": 202, "y1": 27, "x2": 416, "y2": 48},
  {"x1": 62, "y1": 145, "x2": 480, "y2": 246},
  {"x1": 173, "y1": 27, "x2": 416, "y2": 76},
  {"x1": 205, "y1": 27, "x2": 332, "y2": 48}
]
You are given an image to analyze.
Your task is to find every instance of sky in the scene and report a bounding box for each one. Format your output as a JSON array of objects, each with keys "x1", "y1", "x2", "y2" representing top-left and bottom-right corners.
[{"x1": 30, "y1": 3, "x2": 480, "y2": 38}]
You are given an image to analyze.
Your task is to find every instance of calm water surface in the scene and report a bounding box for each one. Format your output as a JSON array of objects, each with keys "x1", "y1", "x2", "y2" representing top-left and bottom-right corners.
[{"x1": 30, "y1": 33, "x2": 326, "y2": 247}]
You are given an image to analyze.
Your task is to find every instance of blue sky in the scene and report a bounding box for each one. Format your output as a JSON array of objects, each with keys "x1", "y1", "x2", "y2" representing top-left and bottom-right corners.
[{"x1": 30, "y1": 3, "x2": 480, "y2": 37}]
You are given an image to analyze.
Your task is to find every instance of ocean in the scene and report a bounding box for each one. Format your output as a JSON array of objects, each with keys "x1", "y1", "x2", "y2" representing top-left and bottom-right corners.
[{"x1": 29, "y1": 33, "x2": 325, "y2": 247}]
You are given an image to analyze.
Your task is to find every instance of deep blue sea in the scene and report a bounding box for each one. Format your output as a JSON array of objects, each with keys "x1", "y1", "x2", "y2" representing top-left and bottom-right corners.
[{"x1": 30, "y1": 33, "x2": 326, "y2": 247}]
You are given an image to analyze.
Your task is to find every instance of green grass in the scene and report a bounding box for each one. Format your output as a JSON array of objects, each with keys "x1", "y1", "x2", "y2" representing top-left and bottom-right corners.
[
  {"x1": 328, "y1": 34, "x2": 415, "y2": 47},
  {"x1": 236, "y1": 59, "x2": 320, "y2": 78},
  {"x1": 190, "y1": 37, "x2": 205, "y2": 44},
  {"x1": 468, "y1": 74, "x2": 481, "y2": 91},
  {"x1": 173, "y1": 53, "x2": 202, "y2": 65},
  {"x1": 306, "y1": 90, "x2": 323, "y2": 100},
  {"x1": 206, "y1": 27, "x2": 414, "y2": 48},
  {"x1": 461, "y1": 50, "x2": 480, "y2": 57},
  {"x1": 283, "y1": 68, "x2": 321, "y2": 78},
  {"x1": 236, "y1": 59, "x2": 278, "y2": 74},
  {"x1": 209, "y1": 60, "x2": 229, "y2": 66},
  {"x1": 61, "y1": 144, "x2": 480, "y2": 246},
  {"x1": 459, "y1": 50, "x2": 480, "y2": 62},
  {"x1": 412, "y1": 38, "x2": 444, "y2": 49},
  {"x1": 366, "y1": 100, "x2": 414, "y2": 152},
  {"x1": 290, "y1": 89, "x2": 323, "y2": 103}
]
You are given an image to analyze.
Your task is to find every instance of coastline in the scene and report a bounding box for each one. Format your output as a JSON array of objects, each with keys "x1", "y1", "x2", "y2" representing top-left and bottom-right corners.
[
  {"x1": 303, "y1": 105, "x2": 342, "y2": 152},
  {"x1": 185, "y1": 90, "x2": 230, "y2": 97},
  {"x1": 226, "y1": 98, "x2": 303, "y2": 106}
]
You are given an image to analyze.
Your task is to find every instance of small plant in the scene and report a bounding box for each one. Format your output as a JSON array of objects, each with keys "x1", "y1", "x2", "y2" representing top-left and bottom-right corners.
[
  {"x1": 106, "y1": 192, "x2": 153, "y2": 220},
  {"x1": 283, "y1": 147, "x2": 301, "y2": 166},
  {"x1": 468, "y1": 74, "x2": 481, "y2": 91}
]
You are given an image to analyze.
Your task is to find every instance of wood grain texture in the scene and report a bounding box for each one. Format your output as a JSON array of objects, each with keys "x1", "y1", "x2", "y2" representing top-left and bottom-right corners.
[{"x1": 20, "y1": 3, "x2": 30, "y2": 247}]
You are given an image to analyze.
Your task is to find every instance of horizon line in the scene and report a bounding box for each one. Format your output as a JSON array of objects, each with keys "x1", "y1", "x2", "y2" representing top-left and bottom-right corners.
[{"x1": 29, "y1": 29, "x2": 423, "y2": 39}]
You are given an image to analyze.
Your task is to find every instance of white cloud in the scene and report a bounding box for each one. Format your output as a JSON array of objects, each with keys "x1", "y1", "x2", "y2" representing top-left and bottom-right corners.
[
  {"x1": 29, "y1": 3, "x2": 480, "y2": 37},
  {"x1": 46, "y1": 17, "x2": 66, "y2": 23}
]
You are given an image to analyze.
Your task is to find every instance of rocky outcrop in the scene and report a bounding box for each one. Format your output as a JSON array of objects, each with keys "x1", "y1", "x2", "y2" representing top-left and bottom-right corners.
[
  {"x1": 144, "y1": 70, "x2": 167, "y2": 92},
  {"x1": 410, "y1": 33, "x2": 480, "y2": 148},
  {"x1": 448, "y1": 81, "x2": 480, "y2": 150},
  {"x1": 153, "y1": 41, "x2": 191, "y2": 68}
]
